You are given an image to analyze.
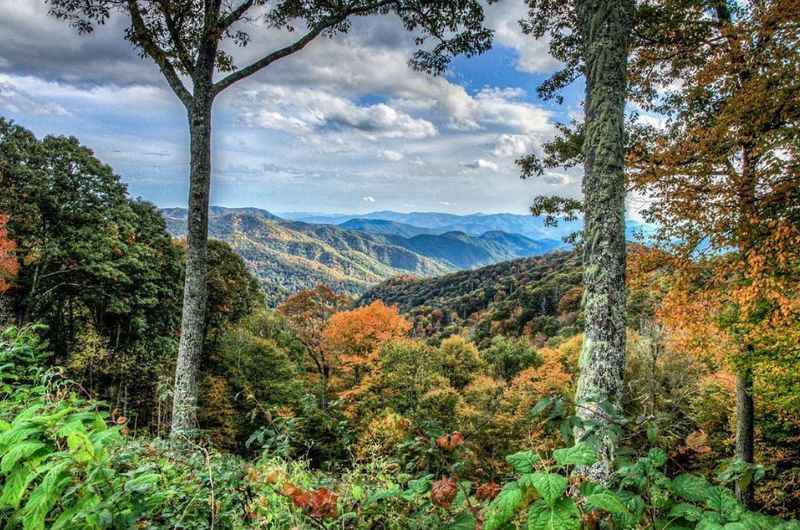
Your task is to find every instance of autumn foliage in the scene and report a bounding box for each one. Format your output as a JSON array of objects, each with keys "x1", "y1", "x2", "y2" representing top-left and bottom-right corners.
[{"x1": 0, "y1": 214, "x2": 17, "y2": 293}]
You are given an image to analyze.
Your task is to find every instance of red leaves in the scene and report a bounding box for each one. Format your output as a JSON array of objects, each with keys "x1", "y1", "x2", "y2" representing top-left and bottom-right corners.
[
  {"x1": 475, "y1": 481, "x2": 501, "y2": 501},
  {"x1": 436, "y1": 431, "x2": 465, "y2": 452},
  {"x1": 281, "y1": 483, "x2": 311, "y2": 510},
  {"x1": 280, "y1": 483, "x2": 338, "y2": 520},
  {"x1": 309, "y1": 488, "x2": 338, "y2": 520},
  {"x1": 0, "y1": 213, "x2": 18, "y2": 293},
  {"x1": 431, "y1": 477, "x2": 458, "y2": 508}
]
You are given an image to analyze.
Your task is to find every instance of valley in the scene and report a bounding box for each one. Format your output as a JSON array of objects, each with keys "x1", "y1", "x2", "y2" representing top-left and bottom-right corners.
[{"x1": 162, "y1": 206, "x2": 566, "y2": 305}]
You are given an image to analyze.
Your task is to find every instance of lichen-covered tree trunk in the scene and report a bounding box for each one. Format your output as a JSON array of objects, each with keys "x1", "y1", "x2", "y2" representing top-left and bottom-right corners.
[
  {"x1": 735, "y1": 366, "x2": 755, "y2": 506},
  {"x1": 0, "y1": 293, "x2": 12, "y2": 328},
  {"x1": 171, "y1": 87, "x2": 214, "y2": 437},
  {"x1": 734, "y1": 151, "x2": 757, "y2": 507},
  {"x1": 573, "y1": 0, "x2": 632, "y2": 481}
]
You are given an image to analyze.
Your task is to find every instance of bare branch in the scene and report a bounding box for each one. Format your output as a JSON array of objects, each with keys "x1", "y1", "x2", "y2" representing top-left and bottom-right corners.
[
  {"x1": 218, "y1": 0, "x2": 255, "y2": 31},
  {"x1": 127, "y1": 0, "x2": 194, "y2": 108},
  {"x1": 212, "y1": 0, "x2": 395, "y2": 95}
]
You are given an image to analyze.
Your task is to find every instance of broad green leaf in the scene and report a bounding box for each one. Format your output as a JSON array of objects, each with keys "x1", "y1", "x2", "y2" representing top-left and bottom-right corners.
[
  {"x1": 0, "y1": 441, "x2": 45, "y2": 474},
  {"x1": 553, "y1": 442, "x2": 597, "y2": 467},
  {"x1": 585, "y1": 491, "x2": 627, "y2": 514},
  {"x1": 0, "y1": 464, "x2": 41, "y2": 509},
  {"x1": 672, "y1": 474, "x2": 713, "y2": 503},
  {"x1": 519, "y1": 473, "x2": 567, "y2": 506},
  {"x1": 612, "y1": 493, "x2": 645, "y2": 529},
  {"x1": 705, "y1": 487, "x2": 742, "y2": 521},
  {"x1": 484, "y1": 484, "x2": 524, "y2": 530},
  {"x1": 527, "y1": 498, "x2": 581, "y2": 530},
  {"x1": 124, "y1": 473, "x2": 161, "y2": 494},
  {"x1": 696, "y1": 519, "x2": 726, "y2": 530},
  {"x1": 66, "y1": 431, "x2": 94, "y2": 464},
  {"x1": 21, "y1": 461, "x2": 70, "y2": 530},
  {"x1": 531, "y1": 397, "x2": 552, "y2": 416},
  {"x1": 407, "y1": 474, "x2": 434, "y2": 494},
  {"x1": 668, "y1": 502, "x2": 703, "y2": 522},
  {"x1": 647, "y1": 448, "x2": 668, "y2": 468},
  {"x1": 506, "y1": 450, "x2": 541, "y2": 474},
  {"x1": 447, "y1": 511, "x2": 477, "y2": 530}
]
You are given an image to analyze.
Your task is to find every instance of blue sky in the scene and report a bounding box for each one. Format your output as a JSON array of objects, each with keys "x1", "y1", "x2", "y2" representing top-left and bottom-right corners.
[{"x1": 0, "y1": 1, "x2": 589, "y2": 215}]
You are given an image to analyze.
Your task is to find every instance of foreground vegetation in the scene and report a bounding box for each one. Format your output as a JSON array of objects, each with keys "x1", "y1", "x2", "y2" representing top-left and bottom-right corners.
[{"x1": 2, "y1": 325, "x2": 798, "y2": 529}]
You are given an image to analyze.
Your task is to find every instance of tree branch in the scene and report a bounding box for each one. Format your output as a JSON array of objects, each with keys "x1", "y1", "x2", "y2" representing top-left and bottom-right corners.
[
  {"x1": 155, "y1": 0, "x2": 196, "y2": 72},
  {"x1": 212, "y1": 0, "x2": 395, "y2": 95},
  {"x1": 217, "y1": 0, "x2": 255, "y2": 31},
  {"x1": 127, "y1": 0, "x2": 194, "y2": 108}
]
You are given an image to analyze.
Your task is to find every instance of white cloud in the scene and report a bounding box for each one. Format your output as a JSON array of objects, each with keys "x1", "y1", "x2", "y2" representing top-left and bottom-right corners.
[
  {"x1": 0, "y1": 80, "x2": 71, "y2": 117},
  {"x1": 381, "y1": 150, "x2": 404, "y2": 161},
  {"x1": 462, "y1": 159, "x2": 499, "y2": 172},
  {"x1": 362, "y1": 196, "x2": 376, "y2": 203},
  {"x1": 484, "y1": 2, "x2": 561, "y2": 74},
  {"x1": 493, "y1": 134, "x2": 538, "y2": 158},
  {"x1": 237, "y1": 86, "x2": 437, "y2": 141}
]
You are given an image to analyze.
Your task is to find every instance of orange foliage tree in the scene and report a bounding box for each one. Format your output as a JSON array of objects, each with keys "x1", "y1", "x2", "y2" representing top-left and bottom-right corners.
[
  {"x1": 322, "y1": 300, "x2": 411, "y2": 390},
  {"x1": 0, "y1": 214, "x2": 17, "y2": 290},
  {"x1": 626, "y1": 1, "x2": 800, "y2": 504},
  {"x1": 0, "y1": 213, "x2": 18, "y2": 323},
  {"x1": 277, "y1": 285, "x2": 351, "y2": 408}
]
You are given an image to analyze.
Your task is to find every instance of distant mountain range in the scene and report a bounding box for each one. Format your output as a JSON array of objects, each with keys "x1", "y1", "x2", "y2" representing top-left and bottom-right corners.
[
  {"x1": 279, "y1": 210, "x2": 582, "y2": 240},
  {"x1": 162, "y1": 207, "x2": 562, "y2": 305}
]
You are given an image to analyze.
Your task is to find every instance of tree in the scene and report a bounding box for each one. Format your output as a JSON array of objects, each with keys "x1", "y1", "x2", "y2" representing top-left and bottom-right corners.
[
  {"x1": 48, "y1": 0, "x2": 499, "y2": 437},
  {"x1": 278, "y1": 285, "x2": 351, "y2": 408},
  {"x1": 521, "y1": 0, "x2": 800, "y2": 502},
  {"x1": 623, "y1": 0, "x2": 800, "y2": 505},
  {"x1": 0, "y1": 213, "x2": 17, "y2": 325},
  {"x1": 522, "y1": 0, "x2": 634, "y2": 481},
  {"x1": 199, "y1": 309, "x2": 304, "y2": 449},
  {"x1": 321, "y1": 299, "x2": 410, "y2": 387},
  {"x1": 0, "y1": 119, "x2": 189, "y2": 426},
  {"x1": 202, "y1": 239, "x2": 264, "y2": 349}
]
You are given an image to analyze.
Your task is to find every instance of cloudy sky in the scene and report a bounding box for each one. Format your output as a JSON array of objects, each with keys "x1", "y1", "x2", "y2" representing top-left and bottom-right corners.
[{"x1": 0, "y1": 1, "x2": 588, "y2": 215}]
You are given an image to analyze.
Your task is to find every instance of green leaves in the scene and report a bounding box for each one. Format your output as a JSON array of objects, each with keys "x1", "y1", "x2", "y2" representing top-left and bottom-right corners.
[
  {"x1": 527, "y1": 498, "x2": 581, "y2": 530},
  {"x1": 553, "y1": 442, "x2": 597, "y2": 467},
  {"x1": 668, "y1": 502, "x2": 704, "y2": 522},
  {"x1": 0, "y1": 441, "x2": 45, "y2": 473},
  {"x1": 483, "y1": 484, "x2": 524, "y2": 530},
  {"x1": 584, "y1": 491, "x2": 627, "y2": 514},
  {"x1": 672, "y1": 474, "x2": 713, "y2": 503},
  {"x1": 520, "y1": 473, "x2": 568, "y2": 506},
  {"x1": 506, "y1": 450, "x2": 541, "y2": 474},
  {"x1": 446, "y1": 511, "x2": 478, "y2": 530}
]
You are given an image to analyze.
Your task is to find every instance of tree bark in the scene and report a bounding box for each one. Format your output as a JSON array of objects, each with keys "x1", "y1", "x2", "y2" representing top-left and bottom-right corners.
[
  {"x1": 573, "y1": 0, "x2": 632, "y2": 482},
  {"x1": 0, "y1": 293, "x2": 12, "y2": 328},
  {"x1": 171, "y1": 90, "x2": 213, "y2": 437},
  {"x1": 735, "y1": 366, "x2": 755, "y2": 506}
]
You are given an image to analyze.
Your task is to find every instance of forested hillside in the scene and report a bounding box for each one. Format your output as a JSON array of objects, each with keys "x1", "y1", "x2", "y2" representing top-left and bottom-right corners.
[{"x1": 361, "y1": 252, "x2": 583, "y2": 344}]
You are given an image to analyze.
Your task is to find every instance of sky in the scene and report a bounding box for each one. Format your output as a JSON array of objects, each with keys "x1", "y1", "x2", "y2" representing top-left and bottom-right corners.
[{"x1": 0, "y1": 1, "x2": 590, "y2": 215}]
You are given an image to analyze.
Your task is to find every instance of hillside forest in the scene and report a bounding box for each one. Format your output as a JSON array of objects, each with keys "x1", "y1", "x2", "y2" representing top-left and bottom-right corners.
[{"x1": 0, "y1": 1, "x2": 799, "y2": 529}]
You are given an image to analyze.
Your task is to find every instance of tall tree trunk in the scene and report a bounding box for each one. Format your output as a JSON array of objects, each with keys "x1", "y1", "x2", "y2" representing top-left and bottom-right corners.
[
  {"x1": 573, "y1": 0, "x2": 632, "y2": 482},
  {"x1": 171, "y1": 90, "x2": 213, "y2": 437},
  {"x1": 734, "y1": 145, "x2": 757, "y2": 506},
  {"x1": 0, "y1": 293, "x2": 12, "y2": 328},
  {"x1": 735, "y1": 366, "x2": 755, "y2": 506}
]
